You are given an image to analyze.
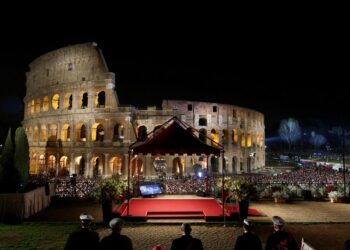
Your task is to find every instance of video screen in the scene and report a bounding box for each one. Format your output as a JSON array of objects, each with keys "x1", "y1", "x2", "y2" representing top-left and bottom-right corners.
[{"x1": 140, "y1": 183, "x2": 162, "y2": 196}]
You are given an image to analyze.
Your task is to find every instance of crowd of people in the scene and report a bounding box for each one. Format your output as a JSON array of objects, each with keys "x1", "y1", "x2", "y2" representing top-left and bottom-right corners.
[{"x1": 27, "y1": 164, "x2": 349, "y2": 199}]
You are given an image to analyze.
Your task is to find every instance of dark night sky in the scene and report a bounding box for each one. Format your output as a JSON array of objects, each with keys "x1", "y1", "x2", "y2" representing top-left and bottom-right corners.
[{"x1": 0, "y1": 11, "x2": 346, "y2": 141}]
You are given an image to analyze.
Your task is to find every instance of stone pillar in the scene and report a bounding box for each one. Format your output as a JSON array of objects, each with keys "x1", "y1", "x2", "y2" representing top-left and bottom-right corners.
[
  {"x1": 104, "y1": 153, "x2": 110, "y2": 176},
  {"x1": 72, "y1": 89, "x2": 78, "y2": 111},
  {"x1": 85, "y1": 152, "x2": 91, "y2": 178},
  {"x1": 70, "y1": 153, "x2": 75, "y2": 174},
  {"x1": 123, "y1": 154, "x2": 129, "y2": 177}
]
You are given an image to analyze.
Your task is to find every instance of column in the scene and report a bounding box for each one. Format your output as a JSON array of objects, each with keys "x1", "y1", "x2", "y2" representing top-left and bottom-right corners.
[{"x1": 104, "y1": 153, "x2": 110, "y2": 176}]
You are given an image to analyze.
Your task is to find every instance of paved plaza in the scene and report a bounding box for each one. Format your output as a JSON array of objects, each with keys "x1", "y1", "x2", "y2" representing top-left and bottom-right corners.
[{"x1": 28, "y1": 199, "x2": 350, "y2": 249}]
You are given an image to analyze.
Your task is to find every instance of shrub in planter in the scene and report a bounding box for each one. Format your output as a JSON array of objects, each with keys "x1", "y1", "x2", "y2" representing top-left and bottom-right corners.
[
  {"x1": 95, "y1": 178, "x2": 127, "y2": 223},
  {"x1": 328, "y1": 191, "x2": 343, "y2": 203},
  {"x1": 272, "y1": 190, "x2": 289, "y2": 203}
]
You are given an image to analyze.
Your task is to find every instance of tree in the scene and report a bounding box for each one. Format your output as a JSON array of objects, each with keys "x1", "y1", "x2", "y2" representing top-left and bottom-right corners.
[
  {"x1": 14, "y1": 127, "x2": 30, "y2": 183},
  {"x1": 278, "y1": 118, "x2": 302, "y2": 150},
  {"x1": 0, "y1": 128, "x2": 19, "y2": 192},
  {"x1": 309, "y1": 134, "x2": 327, "y2": 149}
]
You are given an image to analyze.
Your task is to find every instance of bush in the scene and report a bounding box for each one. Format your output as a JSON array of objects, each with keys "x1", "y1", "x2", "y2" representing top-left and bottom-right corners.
[
  {"x1": 94, "y1": 178, "x2": 127, "y2": 203},
  {"x1": 328, "y1": 191, "x2": 343, "y2": 199}
]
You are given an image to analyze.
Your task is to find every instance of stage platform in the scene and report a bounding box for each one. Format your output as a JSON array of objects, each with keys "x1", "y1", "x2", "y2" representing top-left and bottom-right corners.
[{"x1": 112, "y1": 195, "x2": 263, "y2": 222}]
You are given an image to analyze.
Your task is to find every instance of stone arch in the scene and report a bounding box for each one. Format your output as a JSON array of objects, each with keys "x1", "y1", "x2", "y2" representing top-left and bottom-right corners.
[
  {"x1": 74, "y1": 156, "x2": 85, "y2": 176},
  {"x1": 48, "y1": 124, "x2": 57, "y2": 142},
  {"x1": 30, "y1": 153, "x2": 38, "y2": 174},
  {"x1": 42, "y1": 96, "x2": 49, "y2": 111},
  {"x1": 27, "y1": 127, "x2": 33, "y2": 141},
  {"x1": 113, "y1": 123, "x2": 124, "y2": 141},
  {"x1": 33, "y1": 126, "x2": 39, "y2": 142},
  {"x1": 79, "y1": 91, "x2": 88, "y2": 109},
  {"x1": 210, "y1": 155, "x2": 219, "y2": 173},
  {"x1": 92, "y1": 123, "x2": 104, "y2": 142},
  {"x1": 48, "y1": 155, "x2": 56, "y2": 177},
  {"x1": 40, "y1": 124, "x2": 47, "y2": 142},
  {"x1": 76, "y1": 123, "x2": 87, "y2": 141},
  {"x1": 199, "y1": 128, "x2": 207, "y2": 143},
  {"x1": 39, "y1": 154, "x2": 45, "y2": 173},
  {"x1": 240, "y1": 132, "x2": 246, "y2": 147},
  {"x1": 95, "y1": 91, "x2": 105, "y2": 108},
  {"x1": 59, "y1": 156, "x2": 69, "y2": 176},
  {"x1": 63, "y1": 93, "x2": 73, "y2": 110},
  {"x1": 232, "y1": 128, "x2": 238, "y2": 144},
  {"x1": 35, "y1": 98, "x2": 41, "y2": 113},
  {"x1": 222, "y1": 129, "x2": 228, "y2": 144},
  {"x1": 52, "y1": 94, "x2": 60, "y2": 110},
  {"x1": 210, "y1": 128, "x2": 219, "y2": 146},
  {"x1": 61, "y1": 123, "x2": 71, "y2": 142},
  {"x1": 109, "y1": 156, "x2": 123, "y2": 176},
  {"x1": 30, "y1": 99, "x2": 35, "y2": 114},
  {"x1": 199, "y1": 117, "x2": 207, "y2": 126},
  {"x1": 232, "y1": 156, "x2": 238, "y2": 173},
  {"x1": 91, "y1": 156, "x2": 104, "y2": 177},
  {"x1": 172, "y1": 157, "x2": 185, "y2": 177},
  {"x1": 130, "y1": 157, "x2": 143, "y2": 177},
  {"x1": 246, "y1": 133, "x2": 252, "y2": 147},
  {"x1": 137, "y1": 125, "x2": 147, "y2": 141}
]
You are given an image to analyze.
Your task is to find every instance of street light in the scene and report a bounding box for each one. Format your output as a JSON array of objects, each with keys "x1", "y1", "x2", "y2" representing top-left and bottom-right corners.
[{"x1": 248, "y1": 152, "x2": 256, "y2": 182}]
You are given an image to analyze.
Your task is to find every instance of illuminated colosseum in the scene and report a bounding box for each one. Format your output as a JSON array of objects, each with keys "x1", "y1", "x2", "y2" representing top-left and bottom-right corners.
[{"x1": 22, "y1": 42, "x2": 265, "y2": 178}]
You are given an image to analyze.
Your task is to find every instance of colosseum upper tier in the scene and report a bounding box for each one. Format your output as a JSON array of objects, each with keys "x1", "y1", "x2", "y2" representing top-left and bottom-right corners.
[{"x1": 22, "y1": 42, "x2": 265, "y2": 178}]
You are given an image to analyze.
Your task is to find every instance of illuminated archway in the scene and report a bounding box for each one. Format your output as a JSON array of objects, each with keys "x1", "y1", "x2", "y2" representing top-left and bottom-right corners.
[
  {"x1": 109, "y1": 156, "x2": 123, "y2": 175},
  {"x1": 113, "y1": 123, "x2": 124, "y2": 141},
  {"x1": 33, "y1": 126, "x2": 39, "y2": 141},
  {"x1": 91, "y1": 156, "x2": 103, "y2": 177},
  {"x1": 210, "y1": 128, "x2": 219, "y2": 146},
  {"x1": 48, "y1": 124, "x2": 57, "y2": 142},
  {"x1": 95, "y1": 91, "x2": 105, "y2": 108},
  {"x1": 63, "y1": 93, "x2": 73, "y2": 110},
  {"x1": 35, "y1": 98, "x2": 41, "y2": 113},
  {"x1": 42, "y1": 96, "x2": 49, "y2": 111},
  {"x1": 59, "y1": 156, "x2": 69, "y2": 176},
  {"x1": 52, "y1": 94, "x2": 60, "y2": 110},
  {"x1": 48, "y1": 155, "x2": 56, "y2": 177},
  {"x1": 61, "y1": 123, "x2": 71, "y2": 142},
  {"x1": 76, "y1": 123, "x2": 87, "y2": 141},
  {"x1": 92, "y1": 123, "x2": 104, "y2": 141},
  {"x1": 172, "y1": 157, "x2": 184, "y2": 177},
  {"x1": 232, "y1": 128, "x2": 238, "y2": 144},
  {"x1": 75, "y1": 156, "x2": 85, "y2": 176},
  {"x1": 40, "y1": 125, "x2": 47, "y2": 142},
  {"x1": 130, "y1": 157, "x2": 143, "y2": 177}
]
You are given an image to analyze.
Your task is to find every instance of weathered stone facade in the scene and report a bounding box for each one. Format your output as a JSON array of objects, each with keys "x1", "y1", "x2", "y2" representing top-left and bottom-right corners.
[{"x1": 22, "y1": 42, "x2": 265, "y2": 178}]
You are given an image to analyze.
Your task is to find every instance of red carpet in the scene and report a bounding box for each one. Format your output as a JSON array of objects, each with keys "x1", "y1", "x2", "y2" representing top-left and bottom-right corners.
[
  {"x1": 225, "y1": 204, "x2": 263, "y2": 217},
  {"x1": 113, "y1": 197, "x2": 263, "y2": 220}
]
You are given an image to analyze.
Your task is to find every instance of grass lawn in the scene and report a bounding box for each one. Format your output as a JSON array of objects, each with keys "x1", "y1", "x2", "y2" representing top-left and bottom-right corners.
[{"x1": 0, "y1": 222, "x2": 77, "y2": 249}]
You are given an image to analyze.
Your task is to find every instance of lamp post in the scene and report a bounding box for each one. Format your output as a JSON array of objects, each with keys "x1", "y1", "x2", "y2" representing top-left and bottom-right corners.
[{"x1": 248, "y1": 153, "x2": 256, "y2": 182}]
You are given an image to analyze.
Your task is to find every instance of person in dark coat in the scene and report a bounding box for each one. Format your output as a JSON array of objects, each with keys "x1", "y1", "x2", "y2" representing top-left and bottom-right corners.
[
  {"x1": 64, "y1": 213, "x2": 99, "y2": 250},
  {"x1": 234, "y1": 219, "x2": 262, "y2": 250},
  {"x1": 100, "y1": 218, "x2": 133, "y2": 250},
  {"x1": 170, "y1": 223, "x2": 204, "y2": 250},
  {"x1": 265, "y1": 216, "x2": 299, "y2": 250}
]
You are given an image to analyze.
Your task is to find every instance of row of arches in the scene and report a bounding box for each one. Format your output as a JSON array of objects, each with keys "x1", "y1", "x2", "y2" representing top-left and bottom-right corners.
[
  {"x1": 29, "y1": 153, "x2": 252, "y2": 177},
  {"x1": 26, "y1": 122, "x2": 125, "y2": 143},
  {"x1": 30, "y1": 153, "x2": 125, "y2": 177},
  {"x1": 137, "y1": 126, "x2": 264, "y2": 148},
  {"x1": 27, "y1": 90, "x2": 106, "y2": 115}
]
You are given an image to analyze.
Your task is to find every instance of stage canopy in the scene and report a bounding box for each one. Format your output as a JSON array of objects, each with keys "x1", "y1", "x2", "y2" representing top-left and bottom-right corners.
[{"x1": 129, "y1": 116, "x2": 223, "y2": 156}]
